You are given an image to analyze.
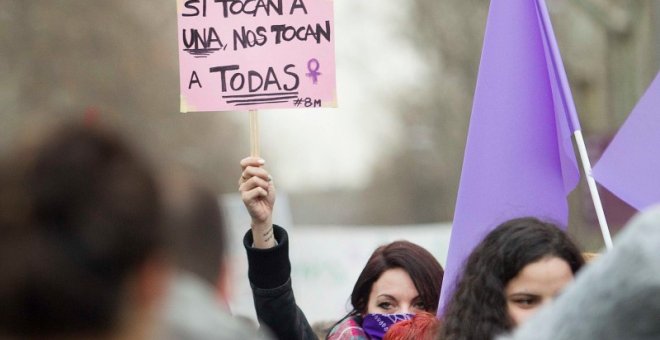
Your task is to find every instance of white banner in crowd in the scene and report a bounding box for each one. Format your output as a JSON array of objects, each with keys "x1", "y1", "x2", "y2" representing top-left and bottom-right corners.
[{"x1": 221, "y1": 193, "x2": 452, "y2": 324}]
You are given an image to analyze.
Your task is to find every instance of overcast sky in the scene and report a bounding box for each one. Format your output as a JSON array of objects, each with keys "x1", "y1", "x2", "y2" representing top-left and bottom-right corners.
[{"x1": 229, "y1": 1, "x2": 428, "y2": 192}]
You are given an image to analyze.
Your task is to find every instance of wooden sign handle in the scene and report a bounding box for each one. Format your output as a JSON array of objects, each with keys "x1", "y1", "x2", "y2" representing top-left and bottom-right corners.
[{"x1": 249, "y1": 110, "x2": 260, "y2": 157}]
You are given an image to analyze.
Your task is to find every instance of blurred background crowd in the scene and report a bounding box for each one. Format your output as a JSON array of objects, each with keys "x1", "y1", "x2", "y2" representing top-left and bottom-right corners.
[{"x1": 1, "y1": 0, "x2": 659, "y2": 325}]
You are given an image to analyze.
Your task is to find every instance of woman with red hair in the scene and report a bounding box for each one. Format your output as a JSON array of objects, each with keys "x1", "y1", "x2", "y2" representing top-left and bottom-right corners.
[{"x1": 383, "y1": 312, "x2": 441, "y2": 340}]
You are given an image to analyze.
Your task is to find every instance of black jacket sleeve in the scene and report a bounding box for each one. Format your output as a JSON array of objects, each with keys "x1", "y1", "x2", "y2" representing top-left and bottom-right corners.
[{"x1": 243, "y1": 225, "x2": 317, "y2": 340}]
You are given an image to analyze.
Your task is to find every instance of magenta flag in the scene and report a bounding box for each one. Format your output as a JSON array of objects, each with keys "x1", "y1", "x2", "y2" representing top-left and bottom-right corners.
[
  {"x1": 438, "y1": 0, "x2": 581, "y2": 313},
  {"x1": 592, "y1": 72, "x2": 660, "y2": 211}
]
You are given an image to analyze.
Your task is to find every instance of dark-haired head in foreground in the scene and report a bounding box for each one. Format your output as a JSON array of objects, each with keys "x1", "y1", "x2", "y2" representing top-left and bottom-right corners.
[
  {"x1": 0, "y1": 123, "x2": 169, "y2": 339},
  {"x1": 439, "y1": 217, "x2": 584, "y2": 340},
  {"x1": 162, "y1": 174, "x2": 227, "y2": 289},
  {"x1": 160, "y1": 173, "x2": 270, "y2": 340}
]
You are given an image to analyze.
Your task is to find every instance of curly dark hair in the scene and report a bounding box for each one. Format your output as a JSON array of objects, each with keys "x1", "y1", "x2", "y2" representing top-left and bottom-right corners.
[{"x1": 439, "y1": 217, "x2": 584, "y2": 340}]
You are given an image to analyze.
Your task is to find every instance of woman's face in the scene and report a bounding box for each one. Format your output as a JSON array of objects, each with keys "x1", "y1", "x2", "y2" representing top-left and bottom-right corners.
[
  {"x1": 366, "y1": 267, "x2": 425, "y2": 315},
  {"x1": 504, "y1": 256, "x2": 574, "y2": 327}
]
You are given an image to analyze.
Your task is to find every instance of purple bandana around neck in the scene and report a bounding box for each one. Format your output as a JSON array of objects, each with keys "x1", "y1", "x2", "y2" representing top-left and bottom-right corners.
[{"x1": 361, "y1": 313, "x2": 414, "y2": 340}]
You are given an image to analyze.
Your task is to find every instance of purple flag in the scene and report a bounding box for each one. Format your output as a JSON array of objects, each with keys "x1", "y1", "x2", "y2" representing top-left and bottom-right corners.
[
  {"x1": 438, "y1": 0, "x2": 581, "y2": 313},
  {"x1": 592, "y1": 72, "x2": 660, "y2": 211}
]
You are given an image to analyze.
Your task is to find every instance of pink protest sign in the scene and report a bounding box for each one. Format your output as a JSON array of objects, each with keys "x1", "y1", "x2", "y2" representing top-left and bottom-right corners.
[{"x1": 177, "y1": 0, "x2": 336, "y2": 112}]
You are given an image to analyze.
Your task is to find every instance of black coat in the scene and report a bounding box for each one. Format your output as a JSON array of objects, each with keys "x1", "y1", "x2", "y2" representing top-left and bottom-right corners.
[{"x1": 244, "y1": 225, "x2": 318, "y2": 340}]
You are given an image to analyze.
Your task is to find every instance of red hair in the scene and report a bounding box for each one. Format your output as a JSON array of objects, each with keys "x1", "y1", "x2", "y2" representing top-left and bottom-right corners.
[{"x1": 383, "y1": 312, "x2": 441, "y2": 340}]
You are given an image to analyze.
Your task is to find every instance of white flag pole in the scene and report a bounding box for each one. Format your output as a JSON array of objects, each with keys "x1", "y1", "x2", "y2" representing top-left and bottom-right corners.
[
  {"x1": 574, "y1": 130, "x2": 614, "y2": 250},
  {"x1": 537, "y1": 0, "x2": 613, "y2": 250}
]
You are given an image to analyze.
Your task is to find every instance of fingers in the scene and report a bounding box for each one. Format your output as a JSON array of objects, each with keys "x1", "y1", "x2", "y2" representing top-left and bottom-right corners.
[
  {"x1": 240, "y1": 185, "x2": 268, "y2": 202},
  {"x1": 242, "y1": 166, "x2": 271, "y2": 182},
  {"x1": 238, "y1": 157, "x2": 272, "y2": 186},
  {"x1": 240, "y1": 157, "x2": 265, "y2": 169},
  {"x1": 238, "y1": 157, "x2": 275, "y2": 228},
  {"x1": 239, "y1": 175, "x2": 271, "y2": 195}
]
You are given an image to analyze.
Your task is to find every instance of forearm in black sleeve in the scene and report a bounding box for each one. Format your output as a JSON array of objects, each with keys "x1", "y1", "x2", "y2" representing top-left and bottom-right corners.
[{"x1": 244, "y1": 225, "x2": 317, "y2": 340}]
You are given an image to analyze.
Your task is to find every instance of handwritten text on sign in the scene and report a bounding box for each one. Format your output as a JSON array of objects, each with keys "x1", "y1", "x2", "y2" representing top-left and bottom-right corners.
[{"x1": 177, "y1": 0, "x2": 336, "y2": 112}]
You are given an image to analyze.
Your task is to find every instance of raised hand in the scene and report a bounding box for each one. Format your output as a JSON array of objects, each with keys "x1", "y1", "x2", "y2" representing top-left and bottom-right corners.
[{"x1": 238, "y1": 157, "x2": 276, "y2": 248}]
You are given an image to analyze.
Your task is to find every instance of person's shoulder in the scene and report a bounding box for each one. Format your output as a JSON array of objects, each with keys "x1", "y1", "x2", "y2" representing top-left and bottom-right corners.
[
  {"x1": 162, "y1": 273, "x2": 273, "y2": 340},
  {"x1": 328, "y1": 316, "x2": 368, "y2": 340}
]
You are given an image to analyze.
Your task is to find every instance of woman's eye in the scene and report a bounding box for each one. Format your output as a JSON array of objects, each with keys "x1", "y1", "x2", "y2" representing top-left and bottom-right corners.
[
  {"x1": 513, "y1": 297, "x2": 539, "y2": 308},
  {"x1": 378, "y1": 302, "x2": 393, "y2": 310},
  {"x1": 412, "y1": 301, "x2": 426, "y2": 310}
]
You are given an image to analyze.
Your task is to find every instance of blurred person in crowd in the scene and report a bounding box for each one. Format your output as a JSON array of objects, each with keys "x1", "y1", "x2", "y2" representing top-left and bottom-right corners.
[
  {"x1": 382, "y1": 311, "x2": 441, "y2": 340},
  {"x1": 581, "y1": 252, "x2": 600, "y2": 263},
  {"x1": 312, "y1": 320, "x2": 338, "y2": 339},
  {"x1": 0, "y1": 123, "x2": 170, "y2": 339},
  {"x1": 500, "y1": 206, "x2": 660, "y2": 340},
  {"x1": 238, "y1": 157, "x2": 444, "y2": 340},
  {"x1": 439, "y1": 217, "x2": 584, "y2": 340},
  {"x1": 158, "y1": 172, "x2": 270, "y2": 339}
]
